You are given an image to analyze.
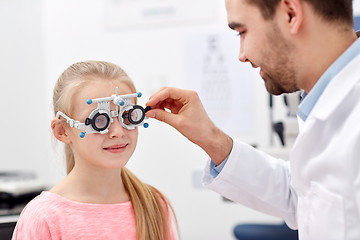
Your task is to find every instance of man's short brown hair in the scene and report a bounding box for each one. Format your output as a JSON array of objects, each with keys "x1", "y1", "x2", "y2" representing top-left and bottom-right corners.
[{"x1": 247, "y1": 0, "x2": 353, "y2": 25}]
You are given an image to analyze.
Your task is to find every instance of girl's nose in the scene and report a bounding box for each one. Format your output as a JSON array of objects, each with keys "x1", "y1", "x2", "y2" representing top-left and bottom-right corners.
[{"x1": 108, "y1": 117, "x2": 126, "y2": 138}]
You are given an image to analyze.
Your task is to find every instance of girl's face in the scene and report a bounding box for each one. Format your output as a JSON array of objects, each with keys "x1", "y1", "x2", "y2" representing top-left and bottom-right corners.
[{"x1": 67, "y1": 80, "x2": 138, "y2": 171}]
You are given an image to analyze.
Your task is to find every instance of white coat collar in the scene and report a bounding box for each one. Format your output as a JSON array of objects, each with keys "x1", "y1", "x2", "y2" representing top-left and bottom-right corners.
[{"x1": 308, "y1": 53, "x2": 360, "y2": 121}]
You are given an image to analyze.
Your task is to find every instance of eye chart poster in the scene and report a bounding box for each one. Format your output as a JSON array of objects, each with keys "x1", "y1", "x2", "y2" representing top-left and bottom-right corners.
[{"x1": 184, "y1": 28, "x2": 256, "y2": 137}]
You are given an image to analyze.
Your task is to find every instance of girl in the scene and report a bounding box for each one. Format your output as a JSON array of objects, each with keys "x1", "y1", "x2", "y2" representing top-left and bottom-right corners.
[{"x1": 12, "y1": 60, "x2": 178, "y2": 240}]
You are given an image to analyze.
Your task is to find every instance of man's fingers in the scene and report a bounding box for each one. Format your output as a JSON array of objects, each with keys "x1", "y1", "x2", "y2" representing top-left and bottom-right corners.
[
  {"x1": 146, "y1": 87, "x2": 188, "y2": 107},
  {"x1": 146, "y1": 108, "x2": 180, "y2": 128},
  {"x1": 147, "y1": 86, "x2": 167, "y2": 101}
]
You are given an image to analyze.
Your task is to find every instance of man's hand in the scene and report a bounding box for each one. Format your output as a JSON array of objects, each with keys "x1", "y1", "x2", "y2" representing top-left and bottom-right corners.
[{"x1": 146, "y1": 87, "x2": 233, "y2": 165}]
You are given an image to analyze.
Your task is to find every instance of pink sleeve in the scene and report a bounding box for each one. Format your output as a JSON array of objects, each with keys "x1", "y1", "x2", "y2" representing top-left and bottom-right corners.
[{"x1": 12, "y1": 204, "x2": 52, "y2": 240}]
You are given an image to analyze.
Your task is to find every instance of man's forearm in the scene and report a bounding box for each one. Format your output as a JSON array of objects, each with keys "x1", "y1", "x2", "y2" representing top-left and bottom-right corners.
[{"x1": 199, "y1": 127, "x2": 233, "y2": 166}]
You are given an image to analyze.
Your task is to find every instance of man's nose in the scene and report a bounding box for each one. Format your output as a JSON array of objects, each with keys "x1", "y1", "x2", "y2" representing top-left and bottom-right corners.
[{"x1": 238, "y1": 39, "x2": 248, "y2": 63}]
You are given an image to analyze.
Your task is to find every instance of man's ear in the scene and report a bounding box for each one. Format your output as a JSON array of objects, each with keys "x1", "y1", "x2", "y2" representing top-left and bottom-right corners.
[
  {"x1": 280, "y1": 0, "x2": 304, "y2": 34},
  {"x1": 51, "y1": 118, "x2": 71, "y2": 144}
]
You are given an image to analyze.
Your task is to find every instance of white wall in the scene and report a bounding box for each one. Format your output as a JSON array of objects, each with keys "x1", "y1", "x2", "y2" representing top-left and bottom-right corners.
[
  {"x1": 0, "y1": 0, "x2": 52, "y2": 179},
  {"x1": 2, "y1": 1, "x2": 360, "y2": 239}
]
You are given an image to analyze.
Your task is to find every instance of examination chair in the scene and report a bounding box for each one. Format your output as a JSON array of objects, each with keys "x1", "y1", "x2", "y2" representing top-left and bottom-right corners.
[{"x1": 233, "y1": 222, "x2": 299, "y2": 240}]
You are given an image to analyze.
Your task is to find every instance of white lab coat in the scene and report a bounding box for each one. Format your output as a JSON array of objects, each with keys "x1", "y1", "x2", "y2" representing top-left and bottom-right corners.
[{"x1": 203, "y1": 54, "x2": 360, "y2": 239}]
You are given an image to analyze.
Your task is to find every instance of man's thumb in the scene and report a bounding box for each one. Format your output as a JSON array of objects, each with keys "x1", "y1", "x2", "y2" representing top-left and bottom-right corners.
[{"x1": 146, "y1": 109, "x2": 178, "y2": 128}]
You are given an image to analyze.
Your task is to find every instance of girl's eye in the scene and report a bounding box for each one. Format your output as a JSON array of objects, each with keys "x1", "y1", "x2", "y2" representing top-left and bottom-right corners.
[{"x1": 94, "y1": 115, "x2": 108, "y2": 129}]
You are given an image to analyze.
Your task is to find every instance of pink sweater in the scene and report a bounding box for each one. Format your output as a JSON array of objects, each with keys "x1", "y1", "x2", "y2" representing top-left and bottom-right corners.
[{"x1": 12, "y1": 191, "x2": 175, "y2": 240}]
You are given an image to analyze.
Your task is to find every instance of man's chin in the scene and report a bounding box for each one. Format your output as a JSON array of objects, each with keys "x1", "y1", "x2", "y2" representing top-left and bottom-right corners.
[
  {"x1": 265, "y1": 83, "x2": 300, "y2": 95},
  {"x1": 264, "y1": 81, "x2": 286, "y2": 95}
]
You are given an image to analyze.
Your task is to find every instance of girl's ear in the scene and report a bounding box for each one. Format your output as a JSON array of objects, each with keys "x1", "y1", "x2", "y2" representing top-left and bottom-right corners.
[{"x1": 51, "y1": 118, "x2": 71, "y2": 144}]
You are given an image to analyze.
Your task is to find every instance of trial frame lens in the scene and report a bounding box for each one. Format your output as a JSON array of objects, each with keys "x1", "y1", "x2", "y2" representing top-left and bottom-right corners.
[
  {"x1": 122, "y1": 105, "x2": 146, "y2": 125},
  {"x1": 85, "y1": 112, "x2": 111, "y2": 131}
]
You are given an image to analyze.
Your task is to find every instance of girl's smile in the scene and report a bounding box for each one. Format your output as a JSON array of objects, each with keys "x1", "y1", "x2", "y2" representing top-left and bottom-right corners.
[{"x1": 103, "y1": 144, "x2": 128, "y2": 154}]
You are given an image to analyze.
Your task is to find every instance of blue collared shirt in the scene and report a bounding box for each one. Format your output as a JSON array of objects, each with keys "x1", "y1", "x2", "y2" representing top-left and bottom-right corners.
[
  {"x1": 297, "y1": 37, "x2": 360, "y2": 121},
  {"x1": 209, "y1": 157, "x2": 228, "y2": 177},
  {"x1": 210, "y1": 36, "x2": 360, "y2": 178}
]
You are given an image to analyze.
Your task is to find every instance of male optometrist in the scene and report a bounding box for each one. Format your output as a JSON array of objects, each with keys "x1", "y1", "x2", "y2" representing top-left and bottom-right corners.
[{"x1": 146, "y1": 0, "x2": 360, "y2": 239}]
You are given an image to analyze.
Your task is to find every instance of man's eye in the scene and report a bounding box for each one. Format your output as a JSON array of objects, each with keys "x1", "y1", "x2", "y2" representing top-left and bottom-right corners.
[{"x1": 236, "y1": 31, "x2": 245, "y2": 37}]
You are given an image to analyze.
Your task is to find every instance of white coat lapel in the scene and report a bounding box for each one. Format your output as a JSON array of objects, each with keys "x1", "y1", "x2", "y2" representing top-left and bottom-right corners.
[{"x1": 308, "y1": 54, "x2": 360, "y2": 121}]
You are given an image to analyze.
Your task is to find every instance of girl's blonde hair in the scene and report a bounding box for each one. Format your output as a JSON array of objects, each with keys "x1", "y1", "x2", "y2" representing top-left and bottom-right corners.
[{"x1": 53, "y1": 60, "x2": 178, "y2": 240}]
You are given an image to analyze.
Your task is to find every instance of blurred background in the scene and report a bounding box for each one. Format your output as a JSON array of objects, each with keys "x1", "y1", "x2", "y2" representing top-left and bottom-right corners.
[{"x1": 1, "y1": 0, "x2": 360, "y2": 239}]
